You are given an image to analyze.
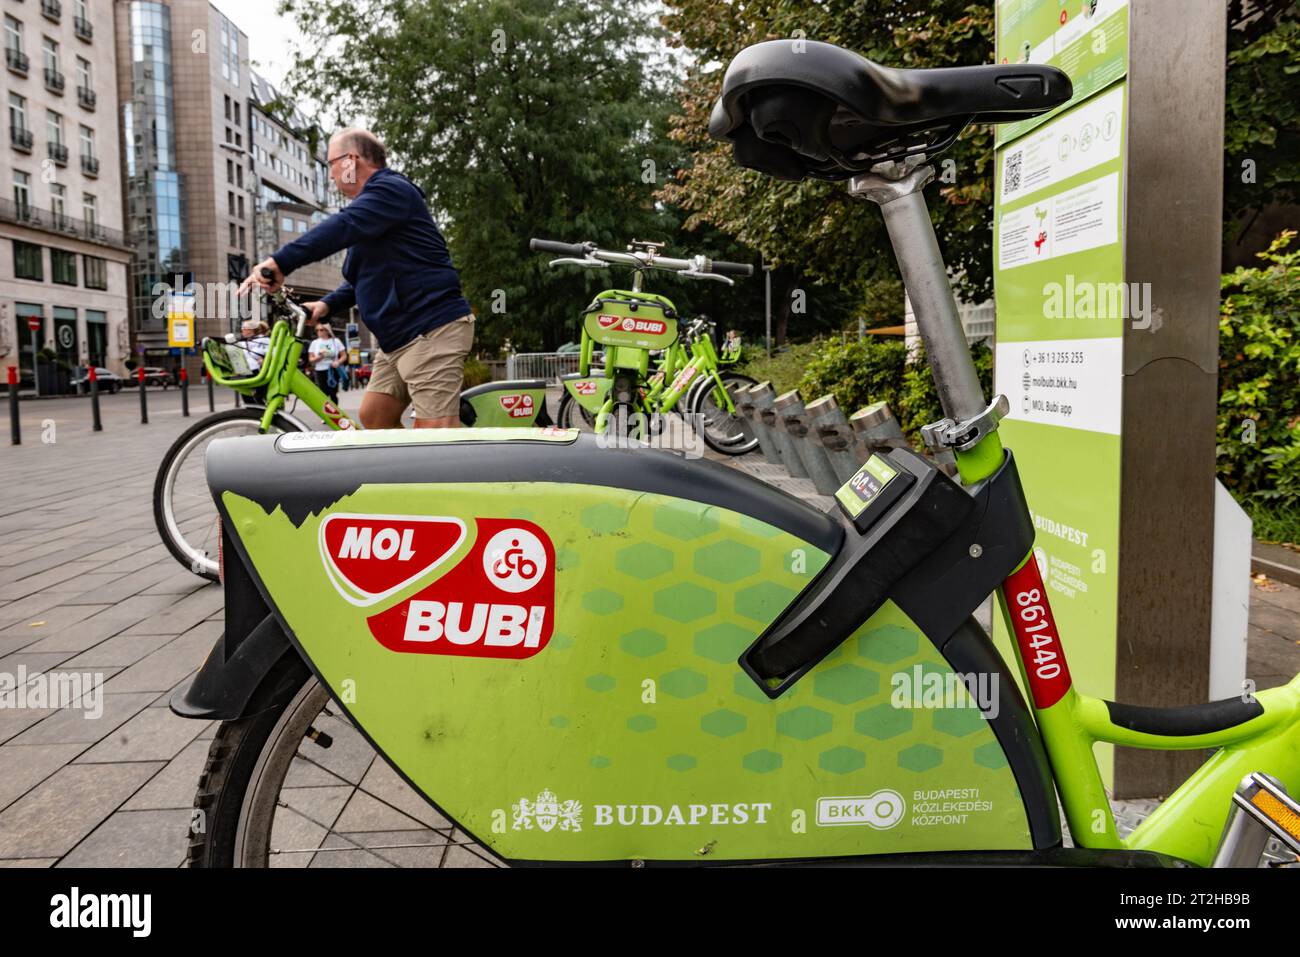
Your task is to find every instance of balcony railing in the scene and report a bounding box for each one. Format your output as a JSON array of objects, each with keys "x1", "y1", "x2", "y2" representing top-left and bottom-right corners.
[
  {"x1": 48, "y1": 141, "x2": 68, "y2": 165},
  {"x1": 10, "y1": 125, "x2": 34, "y2": 153},
  {"x1": 74, "y1": 15, "x2": 93, "y2": 41},
  {"x1": 0, "y1": 198, "x2": 129, "y2": 248},
  {"x1": 77, "y1": 85, "x2": 96, "y2": 110},
  {"x1": 44, "y1": 68, "x2": 65, "y2": 94},
  {"x1": 81, "y1": 154, "x2": 99, "y2": 176},
  {"x1": 5, "y1": 48, "x2": 30, "y2": 76},
  {"x1": 42, "y1": 0, "x2": 62, "y2": 22}
]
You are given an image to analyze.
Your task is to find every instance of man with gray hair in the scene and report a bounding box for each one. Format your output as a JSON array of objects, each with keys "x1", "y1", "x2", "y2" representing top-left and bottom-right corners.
[{"x1": 243, "y1": 128, "x2": 474, "y2": 428}]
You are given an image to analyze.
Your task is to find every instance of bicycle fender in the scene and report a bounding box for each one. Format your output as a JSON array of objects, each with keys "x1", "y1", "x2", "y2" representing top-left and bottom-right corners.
[{"x1": 169, "y1": 613, "x2": 301, "y2": 721}]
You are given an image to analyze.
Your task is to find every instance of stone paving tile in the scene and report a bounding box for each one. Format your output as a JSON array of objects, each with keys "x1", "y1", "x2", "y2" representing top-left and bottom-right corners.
[
  {"x1": 73, "y1": 706, "x2": 206, "y2": 764},
  {"x1": 102, "y1": 621, "x2": 222, "y2": 695},
  {"x1": 1254, "y1": 578, "x2": 1300, "y2": 616},
  {"x1": 349, "y1": 758, "x2": 450, "y2": 830},
  {"x1": 0, "y1": 858, "x2": 59, "y2": 867},
  {"x1": 23, "y1": 594, "x2": 180, "y2": 653},
  {"x1": 0, "y1": 743, "x2": 87, "y2": 812},
  {"x1": 0, "y1": 761, "x2": 164, "y2": 859},
  {"x1": 119, "y1": 587, "x2": 223, "y2": 637},
  {"x1": 0, "y1": 563, "x2": 105, "y2": 602},
  {"x1": 311, "y1": 829, "x2": 454, "y2": 868},
  {"x1": 60, "y1": 631, "x2": 179, "y2": 670},
  {"x1": 0, "y1": 602, "x2": 111, "y2": 639},
  {"x1": 1249, "y1": 599, "x2": 1300, "y2": 642},
  {"x1": 57, "y1": 809, "x2": 191, "y2": 868},
  {"x1": 10, "y1": 692, "x2": 155, "y2": 747},
  {"x1": 121, "y1": 740, "x2": 210, "y2": 811},
  {"x1": 0, "y1": 652, "x2": 78, "y2": 677}
]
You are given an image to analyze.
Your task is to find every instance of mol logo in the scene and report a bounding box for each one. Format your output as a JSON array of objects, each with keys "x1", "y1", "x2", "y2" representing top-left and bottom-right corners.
[
  {"x1": 596, "y1": 314, "x2": 667, "y2": 336},
  {"x1": 498, "y1": 393, "x2": 535, "y2": 418},
  {"x1": 319, "y1": 514, "x2": 466, "y2": 607},
  {"x1": 366, "y1": 518, "x2": 556, "y2": 660}
]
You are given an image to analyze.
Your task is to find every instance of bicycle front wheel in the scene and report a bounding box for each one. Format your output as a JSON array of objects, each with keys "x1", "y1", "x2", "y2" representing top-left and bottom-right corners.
[{"x1": 153, "y1": 408, "x2": 303, "y2": 581}]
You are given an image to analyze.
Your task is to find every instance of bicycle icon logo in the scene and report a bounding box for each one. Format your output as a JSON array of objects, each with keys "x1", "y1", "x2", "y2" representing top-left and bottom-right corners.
[{"x1": 482, "y1": 528, "x2": 548, "y2": 594}]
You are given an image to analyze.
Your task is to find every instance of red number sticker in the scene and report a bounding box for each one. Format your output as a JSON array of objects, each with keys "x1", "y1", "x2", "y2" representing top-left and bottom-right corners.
[{"x1": 1003, "y1": 559, "x2": 1072, "y2": 709}]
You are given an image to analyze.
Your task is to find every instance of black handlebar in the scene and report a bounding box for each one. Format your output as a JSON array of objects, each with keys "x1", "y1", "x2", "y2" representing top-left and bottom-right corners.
[
  {"x1": 529, "y1": 238, "x2": 592, "y2": 257},
  {"x1": 260, "y1": 267, "x2": 276, "y2": 280},
  {"x1": 711, "y1": 260, "x2": 754, "y2": 277}
]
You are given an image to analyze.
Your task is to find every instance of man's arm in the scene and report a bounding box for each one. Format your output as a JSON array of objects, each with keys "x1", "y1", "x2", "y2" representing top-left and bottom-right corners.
[
  {"x1": 321, "y1": 279, "x2": 356, "y2": 316},
  {"x1": 272, "y1": 178, "x2": 411, "y2": 274}
]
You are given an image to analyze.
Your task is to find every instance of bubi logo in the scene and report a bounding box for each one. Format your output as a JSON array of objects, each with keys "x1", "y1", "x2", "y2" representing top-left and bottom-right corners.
[
  {"x1": 596, "y1": 314, "x2": 666, "y2": 336},
  {"x1": 364, "y1": 518, "x2": 557, "y2": 660},
  {"x1": 498, "y1": 393, "x2": 535, "y2": 418},
  {"x1": 574, "y1": 380, "x2": 599, "y2": 396},
  {"x1": 320, "y1": 514, "x2": 466, "y2": 606}
]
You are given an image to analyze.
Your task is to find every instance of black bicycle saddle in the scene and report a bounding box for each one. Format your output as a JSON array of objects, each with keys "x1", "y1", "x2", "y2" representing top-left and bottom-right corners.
[{"x1": 709, "y1": 39, "x2": 1073, "y2": 181}]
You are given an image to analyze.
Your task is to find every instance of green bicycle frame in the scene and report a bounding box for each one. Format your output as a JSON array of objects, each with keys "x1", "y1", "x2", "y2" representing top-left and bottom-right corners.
[
  {"x1": 203, "y1": 319, "x2": 356, "y2": 433},
  {"x1": 955, "y1": 434, "x2": 1300, "y2": 867}
]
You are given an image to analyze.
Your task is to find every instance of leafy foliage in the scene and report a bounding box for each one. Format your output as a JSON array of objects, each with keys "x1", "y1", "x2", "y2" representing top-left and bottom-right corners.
[{"x1": 1217, "y1": 230, "x2": 1300, "y2": 513}]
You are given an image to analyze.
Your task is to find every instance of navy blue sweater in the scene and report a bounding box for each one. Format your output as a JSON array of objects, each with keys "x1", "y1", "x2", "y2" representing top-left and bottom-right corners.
[{"x1": 272, "y1": 168, "x2": 472, "y2": 353}]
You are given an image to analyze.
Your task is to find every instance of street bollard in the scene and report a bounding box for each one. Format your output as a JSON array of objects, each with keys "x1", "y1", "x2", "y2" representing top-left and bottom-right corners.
[
  {"x1": 180, "y1": 368, "x2": 189, "y2": 418},
  {"x1": 803, "y1": 396, "x2": 863, "y2": 484},
  {"x1": 761, "y1": 391, "x2": 810, "y2": 480},
  {"x1": 138, "y1": 366, "x2": 148, "y2": 424},
  {"x1": 7, "y1": 366, "x2": 19, "y2": 446},
  {"x1": 850, "y1": 401, "x2": 908, "y2": 458},
  {"x1": 89, "y1": 365, "x2": 102, "y2": 432},
  {"x1": 206, "y1": 369, "x2": 215, "y2": 412},
  {"x1": 736, "y1": 382, "x2": 784, "y2": 466},
  {"x1": 773, "y1": 390, "x2": 842, "y2": 492}
]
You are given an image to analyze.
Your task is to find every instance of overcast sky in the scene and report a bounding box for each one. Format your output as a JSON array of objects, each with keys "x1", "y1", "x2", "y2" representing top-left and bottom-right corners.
[{"x1": 211, "y1": 0, "x2": 305, "y2": 92}]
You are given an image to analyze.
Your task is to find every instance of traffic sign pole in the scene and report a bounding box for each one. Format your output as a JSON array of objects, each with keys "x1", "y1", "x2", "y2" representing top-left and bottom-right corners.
[
  {"x1": 89, "y1": 365, "x2": 102, "y2": 432},
  {"x1": 138, "y1": 367, "x2": 148, "y2": 424},
  {"x1": 180, "y1": 367, "x2": 189, "y2": 418}
]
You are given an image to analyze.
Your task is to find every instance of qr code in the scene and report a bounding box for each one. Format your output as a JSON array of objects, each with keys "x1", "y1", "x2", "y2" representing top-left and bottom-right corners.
[{"x1": 1004, "y1": 151, "x2": 1022, "y2": 194}]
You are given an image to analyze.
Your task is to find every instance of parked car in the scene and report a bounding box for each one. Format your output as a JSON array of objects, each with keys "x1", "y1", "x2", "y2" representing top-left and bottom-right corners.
[
  {"x1": 70, "y1": 367, "x2": 124, "y2": 394},
  {"x1": 125, "y1": 366, "x2": 171, "y2": 388}
]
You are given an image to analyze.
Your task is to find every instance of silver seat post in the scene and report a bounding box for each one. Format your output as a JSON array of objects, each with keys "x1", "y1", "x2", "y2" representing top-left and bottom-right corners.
[{"x1": 849, "y1": 161, "x2": 987, "y2": 425}]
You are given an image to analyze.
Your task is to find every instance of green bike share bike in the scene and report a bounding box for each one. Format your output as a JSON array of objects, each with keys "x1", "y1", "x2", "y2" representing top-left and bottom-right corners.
[
  {"x1": 152, "y1": 279, "x2": 553, "y2": 582},
  {"x1": 172, "y1": 40, "x2": 1300, "y2": 867},
  {"x1": 538, "y1": 238, "x2": 760, "y2": 455}
]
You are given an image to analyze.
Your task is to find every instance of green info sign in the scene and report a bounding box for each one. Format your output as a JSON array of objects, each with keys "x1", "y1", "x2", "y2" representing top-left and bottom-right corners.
[{"x1": 992, "y1": 0, "x2": 1130, "y2": 786}]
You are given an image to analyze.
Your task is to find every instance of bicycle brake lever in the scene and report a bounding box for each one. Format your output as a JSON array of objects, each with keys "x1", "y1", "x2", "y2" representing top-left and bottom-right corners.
[
  {"x1": 679, "y1": 270, "x2": 735, "y2": 286},
  {"x1": 548, "y1": 258, "x2": 608, "y2": 268}
]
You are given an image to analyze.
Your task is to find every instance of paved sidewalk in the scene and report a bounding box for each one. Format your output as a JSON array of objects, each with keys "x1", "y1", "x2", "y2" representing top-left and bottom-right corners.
[{"x1": 0, "y1": 386, "x2": 1296, "y2": 866}]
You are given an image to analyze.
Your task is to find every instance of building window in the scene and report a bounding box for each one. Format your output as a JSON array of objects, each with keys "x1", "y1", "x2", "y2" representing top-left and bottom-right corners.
[
  {"x1": 78, "y1": 123, "x2": 94, "y2": 159},
  {"x1": 84, "y1": 255, "x2": 107, "y2": 289},
  {"x1": 42, "y1": 36, "x2": 59, "y2": 74},
  {"x1": 13, "y1": 241, "x2": 43, "y2": 281},
  {"x1": 281, "y1": 216, "x2": 293, "y2": 233},
  {"x1": 229, "y1": 222, "x2": 237, "y2": 246},
  {"x1": 239, "y1": 225, "x2": 245, "y2": 248},
  {"x1": 4, "y1": 16, "x2": 22, "y2": 56},
  {"x1": 13, "y1": 170, "x2": 31, "y2": 216},
  {"x1": 82, "y1": 192, "x2": 96, "y2": 227},
  {"x1": 51, "y1": 248, "x2": 77, "y2": 285},
  {"x1": 8, "y1": 92, "x2": 28, "y2": 135},
  {"x1": 298, "y1": 220, "x2": 308, "y2": 234},
  {"x1": 236, "y1": 164, "x2": 243, "y2": 187},
  {"x1": 50, "y1": 182, "x2": 66, "y2": 224},
  {"x1": 233, "y1": 102, "x2": 240, "y2": 124},
  {"x1": 224, "y1": 94, "x2": 231, "y2": 120},
  {"x1": 237, "y1": 194, "x2": 244, "y2": 218},
  {"x1": 75, "y1": 55, "x2": 89, "y2": 89},
  {"x1": 226, "y1": 158, "x2": 233, "y2": 182},
  {"x1": 227, "y1": 191, "x2": 235, "y2": 215}
]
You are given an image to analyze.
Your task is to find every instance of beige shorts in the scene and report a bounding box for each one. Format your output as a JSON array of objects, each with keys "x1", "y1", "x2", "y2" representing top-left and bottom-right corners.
[{"x1": 367, "y1": 315, "x2": 475, "y2": 420}]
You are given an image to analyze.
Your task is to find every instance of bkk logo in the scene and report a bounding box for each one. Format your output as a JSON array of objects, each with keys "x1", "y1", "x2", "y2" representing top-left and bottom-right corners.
[
  {"x1": 363, "y1": 517, "x2": 556, "y2": 659},
  {"x1": 498, "y1": 393, "x2": 535, "y2": 418},
  {"x1": 596, "y1": 314, "x2": 667, "y2": 336},
  {"x1": 816, "y1": 791, "x2": 905, "y2": 829}
]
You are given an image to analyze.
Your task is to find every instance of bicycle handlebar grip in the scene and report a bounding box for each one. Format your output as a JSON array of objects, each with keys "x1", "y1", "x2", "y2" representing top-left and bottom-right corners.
[
  {"x1": 530, "y1": 238, "x2": 590, "y2": 257},
  {"x1": 711, "y1": 260, "x2": 754, "y2": 277},
  {"x1": 260, "y1": 266, "x2": 277, "y2": 280}
]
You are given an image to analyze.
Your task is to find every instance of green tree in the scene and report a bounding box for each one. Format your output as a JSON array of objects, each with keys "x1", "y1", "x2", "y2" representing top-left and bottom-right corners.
[{"x1": 280, "y1": 0, "x2": 682, "y2": 351}]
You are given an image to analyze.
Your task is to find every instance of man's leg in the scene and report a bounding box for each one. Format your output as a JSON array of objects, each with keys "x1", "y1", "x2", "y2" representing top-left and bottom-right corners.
[
  {"x1": 400, "y1": 316, "x2": 475, "y2": 429},
  {"x1": 359, "y1": 390, "x2": 407, "y2": 429},
  {"x1": 360, "y1": 349, "x2": 410, "y2": 428}
]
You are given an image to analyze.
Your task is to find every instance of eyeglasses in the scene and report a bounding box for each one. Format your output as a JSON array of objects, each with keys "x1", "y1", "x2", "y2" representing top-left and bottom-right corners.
[{"x1": 326, "y1": 152, "x2": 356, "y2": 167}]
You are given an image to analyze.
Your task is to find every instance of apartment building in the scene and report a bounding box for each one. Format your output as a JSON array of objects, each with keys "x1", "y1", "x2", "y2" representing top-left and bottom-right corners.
[{"x1": 2, "y1": 0, "x2": 131, "y2": 383}]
